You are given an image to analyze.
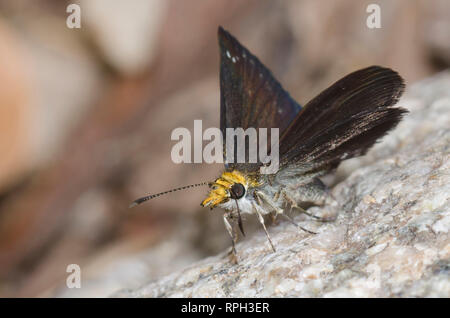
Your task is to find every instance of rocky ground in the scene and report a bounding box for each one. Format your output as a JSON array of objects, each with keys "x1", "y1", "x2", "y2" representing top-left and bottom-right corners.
[{"x1": 101, "y1": 71, "x2": 450, "y2": 298}]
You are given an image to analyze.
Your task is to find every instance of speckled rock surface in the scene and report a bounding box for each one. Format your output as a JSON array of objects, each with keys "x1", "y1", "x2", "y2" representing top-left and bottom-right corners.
[{"x1": 112, "y1": 71, "x2": 450, "y2": 298}]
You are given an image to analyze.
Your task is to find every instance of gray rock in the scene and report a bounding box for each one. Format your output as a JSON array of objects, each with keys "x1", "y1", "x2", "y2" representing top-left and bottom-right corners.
[{"x1": 114, "y1": 71, "x2": 450, "y2": 298}]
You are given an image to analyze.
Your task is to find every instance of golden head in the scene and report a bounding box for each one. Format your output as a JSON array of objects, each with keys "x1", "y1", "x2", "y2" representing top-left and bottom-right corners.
[{"x1": 201, "y1": 170, "x2": 260, "y2": 208}]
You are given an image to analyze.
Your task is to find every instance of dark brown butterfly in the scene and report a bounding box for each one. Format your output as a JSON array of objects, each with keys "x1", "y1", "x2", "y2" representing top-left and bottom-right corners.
[{"x1": 132, "y1": 26, "x2": 407, "y2": 259}]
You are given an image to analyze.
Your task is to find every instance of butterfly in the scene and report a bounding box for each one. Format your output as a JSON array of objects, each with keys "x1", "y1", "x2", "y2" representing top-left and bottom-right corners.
[{"x1": 131, "y1": 26, "x2": 407, "y2": 260}]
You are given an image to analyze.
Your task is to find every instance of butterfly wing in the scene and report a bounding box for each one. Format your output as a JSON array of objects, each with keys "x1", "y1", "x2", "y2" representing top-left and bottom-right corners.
[
  {"x1": 278, "y1": 66, "x2": 407, "y2": 177},
  {"x1": 218, "y1": 27, "x2": 302, "y2": 172}
]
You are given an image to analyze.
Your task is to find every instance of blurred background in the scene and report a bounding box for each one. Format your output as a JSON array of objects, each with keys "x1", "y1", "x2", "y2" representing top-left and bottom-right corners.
[{"x1": 0, "y1": 0, "x2": 448, "y2": 297}]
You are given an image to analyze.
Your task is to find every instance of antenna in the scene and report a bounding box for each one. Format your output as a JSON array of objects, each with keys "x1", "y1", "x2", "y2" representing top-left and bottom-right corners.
[{"x1": 129, "y1": 182, "x2": 210, "y2": 208}]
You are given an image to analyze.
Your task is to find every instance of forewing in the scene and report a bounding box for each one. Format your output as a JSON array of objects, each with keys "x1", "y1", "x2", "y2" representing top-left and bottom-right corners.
[
  {"x1": 279, "y1": 66, "x2": 407, "y2": 175},
  {"x1": 218, "y1": 26, "x2": 302, "y2": 172}
]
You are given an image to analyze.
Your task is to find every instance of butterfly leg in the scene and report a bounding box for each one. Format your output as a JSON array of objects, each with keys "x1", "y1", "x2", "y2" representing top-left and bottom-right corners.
[
  {"x1": 279, "y1": 189, "x2": 318, "y2": 233},
  {"x1": 254, "y1": 190, "x2": 284, "y2": 216},
  {"x1": 281, "y1": 190, "x2": 322, "y2": 220},
  {"x1": 280, "y1": 213, "x2": 317, "y2": 234},
  {"x1": 270, "y1": 189, "x2": 282, "y2": 224},
  {"x1": 270, "y1": 212, "x2": 279, "y2": 225},
  {"x1": 254, "y1": 189, "x2": 285, "y2": 238},
  {"x1": 251, "y1": 200, "x2": 276, "y2": 252},
  {"x1": 223, "y1": 213, "x2": 238, "y2": 263},
  {"x1": 282, "y1": 179, "x2": 336, "y2": 222}
]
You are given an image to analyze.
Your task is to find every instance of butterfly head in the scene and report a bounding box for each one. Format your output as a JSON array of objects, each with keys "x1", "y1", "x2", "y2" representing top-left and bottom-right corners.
[{"x1": 201, "y1": 170, "x2": 260, "y2": 209}]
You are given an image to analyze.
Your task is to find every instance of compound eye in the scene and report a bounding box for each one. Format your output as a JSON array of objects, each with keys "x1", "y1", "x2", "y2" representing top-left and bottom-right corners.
[{"x1": 230, "y1": 183, "x2": 245, "y2": 199}]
